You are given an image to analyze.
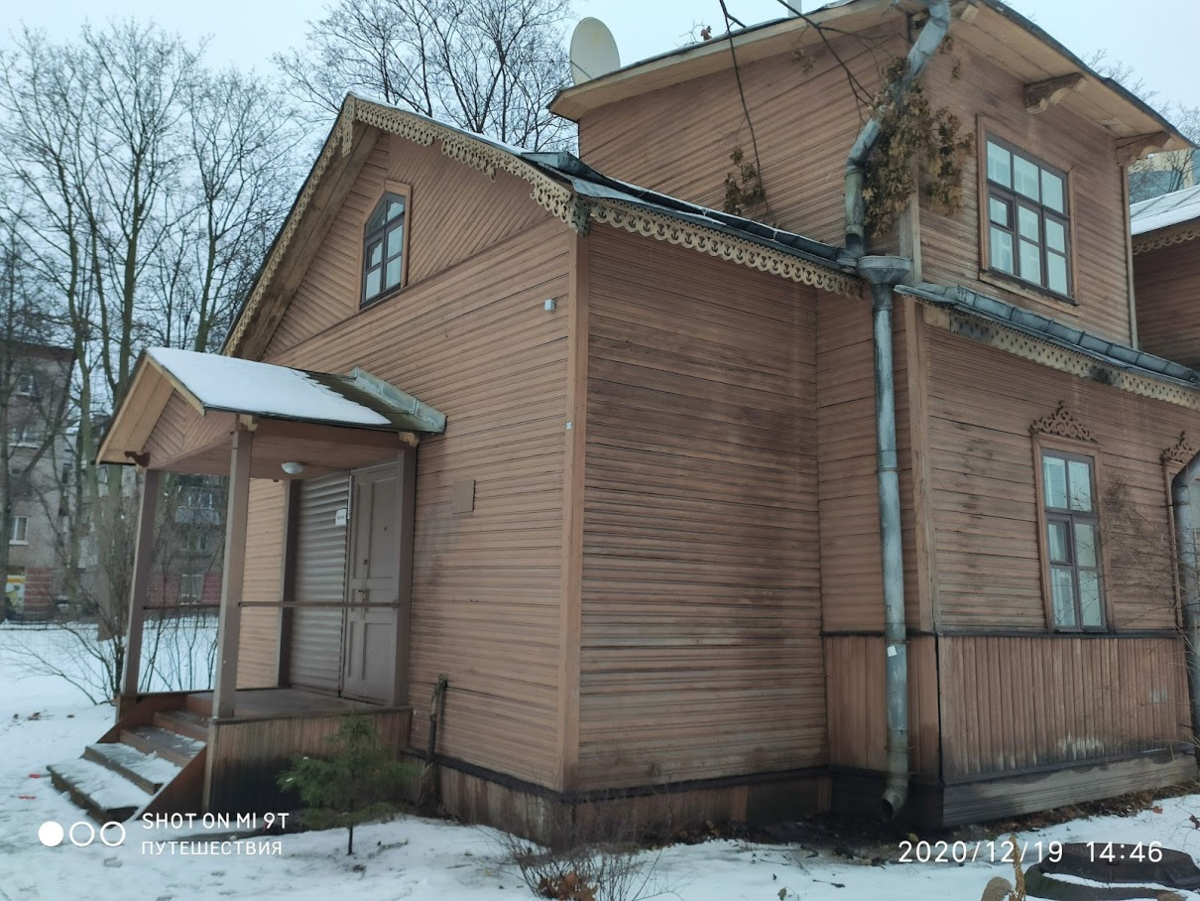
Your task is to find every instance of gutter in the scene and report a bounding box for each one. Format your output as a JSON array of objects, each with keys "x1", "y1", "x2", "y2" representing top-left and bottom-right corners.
[
  {"x1": 842, "y1": 0, "x2": 952, "y2": 821},
  {"x1": 1170, "y1": 456, "x2": 1200, "y2": 745}
]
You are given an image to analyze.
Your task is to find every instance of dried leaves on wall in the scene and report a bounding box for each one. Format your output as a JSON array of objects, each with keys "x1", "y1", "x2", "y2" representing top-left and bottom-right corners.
[
  {"x1": 863, "y1": 57, "x2": 974, "y2": 237},
  {"x1": 723, "y1": 145, "x2": 766, "y2": 216}
]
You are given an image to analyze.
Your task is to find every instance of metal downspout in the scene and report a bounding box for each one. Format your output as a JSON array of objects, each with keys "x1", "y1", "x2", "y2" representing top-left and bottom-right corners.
[
  {"x1": 840, "y1": 1, "x2": 951, "y2": 820},
  {"x1": 1170, "y1": 453, "x2": 1200, "y2": 743},
  {"x1": 858, "y1": 256, "x2": 914, "y2": 820},
  {"x1": 844, "y1": 0, "x2": 952, "y2": 256}
]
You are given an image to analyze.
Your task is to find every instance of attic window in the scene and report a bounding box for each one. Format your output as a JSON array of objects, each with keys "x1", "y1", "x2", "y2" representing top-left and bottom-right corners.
[
  {"x1": 984, "y1": 137, "x2": 1071, "y2": 299},
  {"x1": 362, "y1": 191, "x2": 408, "y2": 307}
]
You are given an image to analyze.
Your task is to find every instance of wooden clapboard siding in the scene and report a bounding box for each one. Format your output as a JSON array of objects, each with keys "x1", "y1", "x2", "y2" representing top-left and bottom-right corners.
[
  {"x1": 206, "y1": 708, "x2": 410, "y2": 814},
  {"x1": 926, "y1": 323, "x2": 1185, "y2": 632},
  {"x1": 264, "y1": 218, "x2": 571, "y2": 789},
  {"x1": 1134, "y1": 239, "x2": 1200, "y2": 367},
  {"x1": 921, "y1": 46, "x2": 1134, "y2": 345},
  {"x1": 576, "y1": 226, "x2": 825, "y2": 790},
  {"x1": 577, "y1": 24, "x2": 902, "y2": 246},
  {"x1": 264, "y1": 132, "x2": 552, "y2": 358},
  {"x1": 817, "y1": 295, "x2": 922, "y2": 631},
  {"x1": 142, "y1": 393, "x2": 232, "y2": 467},
  {"x1": 236, "y1": 480, "x2": 286, "y2": 689},
  {"x1": 939, "y1": 635, "x2": 1190, "y2": 780},
  {"x1": 823, "y1": 635, "x2": 939, "y2": 778}
]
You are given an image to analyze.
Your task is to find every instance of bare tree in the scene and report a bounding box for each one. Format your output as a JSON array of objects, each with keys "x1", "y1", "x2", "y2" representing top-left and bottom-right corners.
[
  {"x1": 0, "y1": 22, "x2": 300, "y2": 692},
  {"x1": 275, "y1": 0, "x2": 574, "y2": 150},
  {"x1": 1085, "y1": 49, "x2": 1199, "y2": 203},
  {"x1": 0, "y1": 212, "x2": 72, "y2": 622}
]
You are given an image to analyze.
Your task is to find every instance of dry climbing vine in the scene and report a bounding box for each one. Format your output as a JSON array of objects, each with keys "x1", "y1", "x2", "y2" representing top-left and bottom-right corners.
[
  {"x1": 862, "y1": 55, "x2": 974, "y2": 237},
  {"x1": 723, "y1": 145, "x2": 766, "y2": 216}
]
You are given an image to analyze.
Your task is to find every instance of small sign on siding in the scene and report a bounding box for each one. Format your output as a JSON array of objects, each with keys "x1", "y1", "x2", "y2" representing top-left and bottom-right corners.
[{"x1": 335, "y1": 507, "x2": 348, "y2": 526}]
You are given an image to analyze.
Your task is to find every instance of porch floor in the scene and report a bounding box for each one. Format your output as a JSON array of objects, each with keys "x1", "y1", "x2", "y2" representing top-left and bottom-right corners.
[{"x1": 188, "y1": 687, "x2": 381, "y2": 719}]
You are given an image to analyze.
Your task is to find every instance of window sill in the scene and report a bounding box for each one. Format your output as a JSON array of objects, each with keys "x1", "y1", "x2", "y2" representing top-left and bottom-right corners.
[
  {"x1": 360, "y1": 284, "x2": 406, "y2": 311},
  {"x1": 978, "y1": 269, "x2": 1076, "y2": 308},
  {"x1": 8, "y1": 540, "x2": 29, "y2": 546}
]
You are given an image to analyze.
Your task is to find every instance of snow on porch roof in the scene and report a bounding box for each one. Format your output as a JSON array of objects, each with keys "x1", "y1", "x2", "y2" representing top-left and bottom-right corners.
[{"x1": 97, "y1": 348, "x2": 446, "y2": 467}]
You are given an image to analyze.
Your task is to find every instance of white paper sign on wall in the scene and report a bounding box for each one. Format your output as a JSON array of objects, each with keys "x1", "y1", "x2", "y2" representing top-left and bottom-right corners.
[{"x1": 335, "y1": 507, "x2": 348, "y2": 527}]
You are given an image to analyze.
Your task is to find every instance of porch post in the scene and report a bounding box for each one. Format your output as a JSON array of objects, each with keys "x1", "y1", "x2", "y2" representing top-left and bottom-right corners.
[
  {"x1": 119, "y1": 467, "x2": 159, "y2": 716},
  {"x1": 212, "y1": 427, "x2": 254, "y2": 719}
]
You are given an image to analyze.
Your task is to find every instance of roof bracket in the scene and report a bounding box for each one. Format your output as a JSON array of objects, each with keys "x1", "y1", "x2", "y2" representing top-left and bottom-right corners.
[
  {"x1": 1117, "y1": 131, "x2": 1172, "y2": 165},
  {"x1": 1024, "y1": 73, "x2": 1086, "y2": 115}
]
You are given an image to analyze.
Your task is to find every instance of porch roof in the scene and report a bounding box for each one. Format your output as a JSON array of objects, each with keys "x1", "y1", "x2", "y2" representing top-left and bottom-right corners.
[{"x1": 97, "y1": 347, "x2": 446, "y2": 476}]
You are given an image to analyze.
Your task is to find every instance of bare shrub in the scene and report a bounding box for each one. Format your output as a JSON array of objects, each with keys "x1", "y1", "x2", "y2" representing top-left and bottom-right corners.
[{"x1": 493, "y1": 795, "x2": 676, "y2": 901}]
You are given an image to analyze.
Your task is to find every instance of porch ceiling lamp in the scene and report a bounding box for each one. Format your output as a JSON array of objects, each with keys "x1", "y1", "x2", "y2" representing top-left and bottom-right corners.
[{"x1": 281, "y1": 461, "x2": 306, "y2": 475}]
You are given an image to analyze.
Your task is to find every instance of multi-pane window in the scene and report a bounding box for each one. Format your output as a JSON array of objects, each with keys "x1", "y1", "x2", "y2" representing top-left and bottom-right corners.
[
  {"x1": 179, "y1": 573, "x2": 204, "y2": 602},
  {"x1": 9, "y1": 424, "x2": 39, "y2": 446},
  {"x1": 16, "y1": 374, "x2": 38, "y2": 396},
  {"x1": 1042, "y1": 451, "x2": 1104, "y2": 629},
  {"x1": 986, "y1": 138, "x2": 1071, "y2": 297},
  {"x1": 9, "y1": 515, "x2": 28, "y2": 544},
  {"x1": 362, "y1": 193, "x2": 406, "y2": 307}
]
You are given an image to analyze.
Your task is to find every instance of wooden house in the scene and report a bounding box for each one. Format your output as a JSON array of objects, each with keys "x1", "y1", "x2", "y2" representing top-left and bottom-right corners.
[
  {"x1": 1132, "y1": 185, "x2": 1200, "y2": 366},
  {"x1": 55, "y1": 0, "x2": 1200, "y2": 832}
]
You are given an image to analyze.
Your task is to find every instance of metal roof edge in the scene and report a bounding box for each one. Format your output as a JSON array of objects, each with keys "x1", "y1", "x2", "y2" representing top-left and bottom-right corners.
[{"x1": 897, "y1": 282, "x2": 1200, "y2": 390}]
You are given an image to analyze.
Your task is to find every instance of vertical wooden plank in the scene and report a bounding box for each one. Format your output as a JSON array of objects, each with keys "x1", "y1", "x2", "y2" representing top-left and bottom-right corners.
[
  {"x1": 393, "y1": 447, "x2": 417, "y2": 707},
  {"x1": 902, "y1": 298, "x2": 938, "y2": 632},
  {"x1": 213, "y1": 428, "x2": 254, "y2": 720},
  {"x1": 557, "y1": 232, "x2": 588, "y2": 793},
  {"x1": 119, "y1": 468, "x2": 160, "y2": 710},
  {"x1": 275, "y1": 480, "x2": 301, "y2": 688}
]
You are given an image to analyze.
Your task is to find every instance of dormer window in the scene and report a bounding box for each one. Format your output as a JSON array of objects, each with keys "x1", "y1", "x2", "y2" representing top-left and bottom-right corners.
[
  {"x1": 984, "y1": 137, "x2": 1071, "y2": 298},
  {"x1": 362, "y1": 192, "x2": 408, "y2": 307}
]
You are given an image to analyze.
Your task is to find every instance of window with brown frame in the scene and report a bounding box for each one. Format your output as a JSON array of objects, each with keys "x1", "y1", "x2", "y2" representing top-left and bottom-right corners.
[
  {"x1": 362, "y1": 192, "x2": 407, "y2": 307},
  {"x1": 1041, "y1": 450, "x2": 1104, "y2": 629},
  {"x1": 985, "y1": 137, "x2": 1071, "y2": 298}
]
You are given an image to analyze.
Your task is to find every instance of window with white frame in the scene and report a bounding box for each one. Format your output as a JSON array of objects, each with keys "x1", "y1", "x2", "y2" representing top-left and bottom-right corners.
[
  {"x1": 8, "y1": 423, "x2": 39, "y2": 446},
  {"x1": 179, "y1": 573, "x2": 204, "y2": 602},
  {"x1": 9, "y1": 516, "x2": 29, "y2": 544},
  {"x1": 15, "y1": 373, "x2": 38, "y2": 397}
]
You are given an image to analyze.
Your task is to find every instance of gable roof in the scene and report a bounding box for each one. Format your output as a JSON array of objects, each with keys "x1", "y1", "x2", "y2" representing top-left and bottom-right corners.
[
  {"x1": 1131, "y1": 185, "x2": 1200, "y2": 254},
  {"x1": 222, "y1": 95, "x2": 859, "y2": 359},
  {"x1": 549, "y1": 0, "x2": 1189, "y2": 156}
]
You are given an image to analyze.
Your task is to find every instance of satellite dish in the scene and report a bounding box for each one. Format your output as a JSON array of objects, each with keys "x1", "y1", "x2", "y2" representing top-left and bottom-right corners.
[{"x1": 570, "y1": 18, "x2": 620, "y2": 86}]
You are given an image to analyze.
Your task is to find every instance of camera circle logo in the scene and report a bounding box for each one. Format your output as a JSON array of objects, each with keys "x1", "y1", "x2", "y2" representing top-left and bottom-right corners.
[{"x1": 39, "y1": 820, "x2": 126, "y2": 848}]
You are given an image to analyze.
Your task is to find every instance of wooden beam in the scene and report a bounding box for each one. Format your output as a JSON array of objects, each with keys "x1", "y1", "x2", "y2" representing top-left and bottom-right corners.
[
  {"x1": 275, "y1": 480, "x2": 301, "y2": 688},
  {"x1": 1023, "y1": 73, "x2": 1086, "y2": 115},
  {"x1": 212, "y1": 428, "x2": 254, "y2": 720},
  {"x1": 1117, "y1": 131, "x2": 1172, "y2": 165},
  {"x1": 392, "y1": 449, "x2": 417, "y2": 707},
  {"x1": 118, "y1": 469, "x2": 160, "y2": 714},
  {"x1": 556, "y1": 232, "x2": 589, "y2": 793}
]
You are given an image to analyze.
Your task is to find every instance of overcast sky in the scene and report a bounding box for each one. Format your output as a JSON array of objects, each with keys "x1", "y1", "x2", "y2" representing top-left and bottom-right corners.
[{"x1": 3, "y1": 1, "x2": 1194, "y2": 113}]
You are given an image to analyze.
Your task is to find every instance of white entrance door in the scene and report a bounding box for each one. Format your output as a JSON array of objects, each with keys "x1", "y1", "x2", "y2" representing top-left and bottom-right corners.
[{"x1": 341, "y1": 463, "x2": 399, "y2": 702}]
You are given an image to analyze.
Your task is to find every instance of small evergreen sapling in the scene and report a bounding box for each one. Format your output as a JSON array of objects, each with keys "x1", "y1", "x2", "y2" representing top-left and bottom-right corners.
[{"x1": 276, "y1": 714, "x2": 414, "y2": 855}]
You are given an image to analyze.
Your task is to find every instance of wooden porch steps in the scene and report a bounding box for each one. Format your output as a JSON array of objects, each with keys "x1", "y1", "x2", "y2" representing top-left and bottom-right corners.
[{"x1": 49, "y1": 703, "x2": 209, "y2": 822}]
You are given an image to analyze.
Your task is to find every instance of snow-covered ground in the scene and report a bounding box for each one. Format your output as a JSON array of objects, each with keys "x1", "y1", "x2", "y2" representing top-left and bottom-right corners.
[{"x1": 3, "y1": 624, "x2": 1200, "y2": 901}]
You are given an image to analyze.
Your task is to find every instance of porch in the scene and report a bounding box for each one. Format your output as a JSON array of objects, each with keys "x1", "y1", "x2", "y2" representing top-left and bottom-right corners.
[{"x1": 52, "y1": 348, "x2": 446, "y2": 820}]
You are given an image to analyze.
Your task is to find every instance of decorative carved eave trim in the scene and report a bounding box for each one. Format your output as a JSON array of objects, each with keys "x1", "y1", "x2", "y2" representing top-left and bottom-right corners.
[
  {"x1": 589, "y1": 200, "x2": 862, "y2": 298},
  {"x1": 1162, "y1": 432, "x2": 1199, "y2": 465},
  {"x1": 919, "y1": 302, "x2": 1200, "y2": 411},
  {"x1": 226, "y1": 95, "x2": 858, "y2": 355},
  {"x1": 1024, "y1": 73, "x2": 1086, "y2": 115},
  {"x1": 1116, "y1": 131, "x2": 1173, "y2": 166},
  {"x1": 226, "y1": 97, "x2": 588, "y2": 355},
  {"x1": 1030, "y1": 402, "x2": 1098, "y2": 442},
  {"x1": 1132, "y1": 222, "x2": 1200, "y2": 255}
]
